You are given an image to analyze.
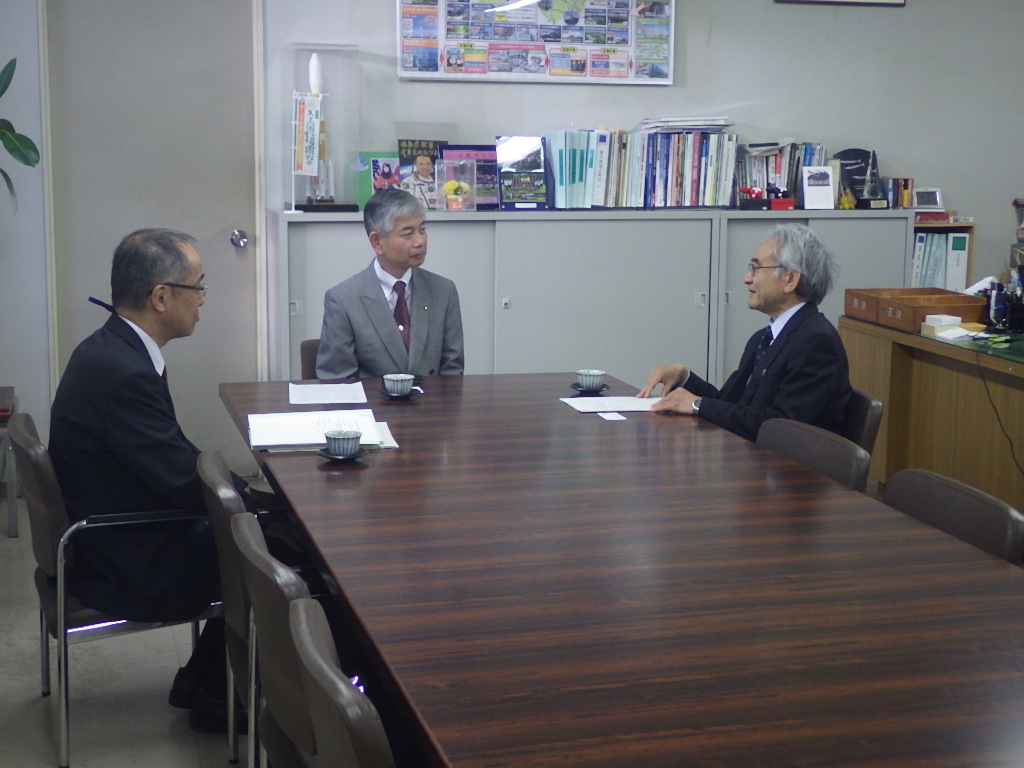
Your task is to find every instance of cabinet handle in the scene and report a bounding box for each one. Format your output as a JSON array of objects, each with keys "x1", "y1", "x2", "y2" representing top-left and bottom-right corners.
[{"x1": 695, "y1": 292, "x2": 707, "y2": 307}]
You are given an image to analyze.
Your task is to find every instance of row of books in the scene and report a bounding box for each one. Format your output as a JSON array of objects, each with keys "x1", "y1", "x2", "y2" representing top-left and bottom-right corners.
[
  {"x1": 911, "y1": 231, "x2": 970, "y2": 291},
  {"x1": 735, "y1": 141, "x2": 828, "y2": 201},
  {"x1": 541, "y1": 128, "x2": 740, "y2": 210},
  {"x1": 881, "y1": 177, "x2": 915, "y2": 209},
  {"x1": 351, "y1": 123, "x2": 891, "y2": 213}
]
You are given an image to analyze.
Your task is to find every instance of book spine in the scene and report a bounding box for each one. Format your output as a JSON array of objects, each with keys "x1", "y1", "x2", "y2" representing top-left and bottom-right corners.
[
  {"x1": 591, "y1": 131, "x2": 609, "y2": 208},
  {"x1": 911, "y1": 232, "x2": 927, "y2": 288},
  {"x1": 690, "y1": 132, "x2": 703, "y2": 207}
]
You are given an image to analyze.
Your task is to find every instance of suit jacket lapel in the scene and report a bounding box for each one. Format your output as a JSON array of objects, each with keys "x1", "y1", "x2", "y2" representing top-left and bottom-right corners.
[
  {"x1": 407, "y1": 269, "x2": 433, "y2": 369},
  {"x1": 738, "y1": 304, "x2": 814, "y2": 405},
  {"x1": 358, "y1": 264, "x2": 409, "y2": 371},
  {"x1": 107, "y1": 314, "x2": 198, "y2": 452}
]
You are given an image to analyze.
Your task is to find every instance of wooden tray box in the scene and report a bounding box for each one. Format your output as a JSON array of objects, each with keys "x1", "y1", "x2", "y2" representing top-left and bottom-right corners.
[{"x1": 845, "y1": 288, "x2": 987, "y2": 333}]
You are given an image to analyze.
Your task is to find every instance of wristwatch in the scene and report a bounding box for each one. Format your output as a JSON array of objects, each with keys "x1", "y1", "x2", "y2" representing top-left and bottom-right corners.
[{"x1": 691, "y1": 397, "x2": 702, "y2": 415}]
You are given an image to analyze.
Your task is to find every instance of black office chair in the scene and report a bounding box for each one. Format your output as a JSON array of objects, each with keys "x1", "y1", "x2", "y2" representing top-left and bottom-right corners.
[
  {"x1": 1, "y1": 386, "x2": 18, "y2": 537},
  {"x1": 300, "y1": 338, "x2": 320, "y2": 380},
  {"x1": 198, "y1": 450, "x2": 258, "y2": 766},
  {"x1": 290, "y1": 597, "x2": 396, "y2": 768},
  {"x1": 757, "y1": 418, "x2": 871, "y2": 493},
  {"x1": 9, "y1": 412, "x2": 220, "y2": 768},
  {"x1": 232, "y1": 511, "x2": 315, "y2": 765},
  {"x1": 882, "y1": 468, "x2": 1024, "y2": 565},
  {"x1": 840, "y1": 387, "x2": 883, "y2": 454}
]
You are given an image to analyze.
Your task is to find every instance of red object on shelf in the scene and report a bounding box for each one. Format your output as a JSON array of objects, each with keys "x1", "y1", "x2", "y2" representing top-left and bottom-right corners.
[{"x1": 769, "y1": 198, "x2": 795, "y2": 211}]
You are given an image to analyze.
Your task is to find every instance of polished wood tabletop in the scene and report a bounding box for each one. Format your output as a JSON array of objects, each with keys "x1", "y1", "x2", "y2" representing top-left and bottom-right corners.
[{"x1": 221, "y1": 373, "x2": 1024, "y2": 768}]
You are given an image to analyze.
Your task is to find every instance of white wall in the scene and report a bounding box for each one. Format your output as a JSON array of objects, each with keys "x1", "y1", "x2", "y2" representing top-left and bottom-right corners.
[
  {"x1": 264, "y1": 0, "x2": 1022, "y2": 283},
  {"x1": 0, "y1": 0, "x2": 50, "y2": 437}
]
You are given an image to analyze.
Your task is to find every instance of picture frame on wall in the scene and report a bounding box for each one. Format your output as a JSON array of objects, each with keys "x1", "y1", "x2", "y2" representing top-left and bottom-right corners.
[
  {"x1": 397, "y1": 0, "x2": 676, "y2": 85},
  {"x1": 777, "y1": 0, "x2": 904, "y2": 5}
]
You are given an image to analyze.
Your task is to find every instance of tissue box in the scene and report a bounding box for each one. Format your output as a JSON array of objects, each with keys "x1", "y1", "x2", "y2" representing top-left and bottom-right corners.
[{"x1": 924, "y1": 314, "x2": 961, "y2": 326}]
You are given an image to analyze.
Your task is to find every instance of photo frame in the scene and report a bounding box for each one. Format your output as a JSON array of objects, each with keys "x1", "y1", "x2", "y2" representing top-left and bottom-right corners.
[
  {"x1": 913, "y1": 187, "x2": 944, "y2": 210},
  {"x1": 776, "y1": 0, "x2": 904, "y2": 5}
]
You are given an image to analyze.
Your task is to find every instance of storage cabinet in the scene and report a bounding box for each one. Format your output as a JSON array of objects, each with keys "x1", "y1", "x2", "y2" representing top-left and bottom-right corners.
[{"x1": 271, "y1": 209, "x2": 913, "y2": 388}]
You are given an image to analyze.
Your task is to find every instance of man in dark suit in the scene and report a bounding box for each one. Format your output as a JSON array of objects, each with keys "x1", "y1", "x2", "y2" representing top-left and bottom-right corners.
[
  {"x1": 316, "y1": 187, "x2": 464, "y2": 380},
  {"x1": 50, "y1": 228, "x2": 230, "y2": 731},
  {"x1": 639, "y1": 224, "x2": 851, "y2": 441}
]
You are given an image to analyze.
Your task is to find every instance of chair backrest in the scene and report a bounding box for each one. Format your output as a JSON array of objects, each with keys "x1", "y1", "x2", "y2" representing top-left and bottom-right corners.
[
  {"x1": 757, "y1": 418, "x2": 871, "y2": 493},
  {"x1": 231, "y1": 512, "x2": 315, "y2": 754},
  {"x1": 290, "y1": 598, "x2": 396, "y2": 768},
  {"x1": 883, "y1": 468, "x2": 1024, "y2": 565},
  {"x1": 300, "y1": 338, "x2": 320, "y2": 380},
  {"x1": 197, "y1": 451, "x2": 250, "y2": 641},
  {"x1": 840, "y1": 387, "x2": 883, "y2": 454},
  {"x1": 8, "y1": 412, "x2": 69, "y2": 576}
]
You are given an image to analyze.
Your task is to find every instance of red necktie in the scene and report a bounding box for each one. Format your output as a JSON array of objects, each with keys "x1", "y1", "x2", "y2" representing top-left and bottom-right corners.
[{"x1": 394, "y1": 280, "x2": 410, "y2": 350}]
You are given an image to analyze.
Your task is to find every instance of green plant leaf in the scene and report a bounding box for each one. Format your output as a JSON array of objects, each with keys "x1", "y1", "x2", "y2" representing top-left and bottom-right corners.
[
  {"x1": 0, "y1": 129, "x2": 39, "y2": 167},
  {"x1": 0, "y1": 59, "x2": 14, "y2": 101},
  {"x1": 0, "y1": 119, "x2": 12, "y2": 133},
  {"x1": 0, "y1": 167, "x2": 17, "y2": 213}
]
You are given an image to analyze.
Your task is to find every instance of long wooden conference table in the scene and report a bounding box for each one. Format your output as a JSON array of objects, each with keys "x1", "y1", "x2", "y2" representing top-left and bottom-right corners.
[{"x1": 221, "y1": 373, "x2": 1024, "y2": 768}]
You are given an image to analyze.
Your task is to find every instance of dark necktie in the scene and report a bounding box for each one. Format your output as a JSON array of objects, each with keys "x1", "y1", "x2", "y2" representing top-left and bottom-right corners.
[
  {"x1": 748, "y1": 327, "x2": 773, "y2": 384},
  {"x1": 754, "y1": 327, "x2": 773, "y2": 364},
  {"x1": 393, "y1": 280, "x2": 411, "y2": 350}
]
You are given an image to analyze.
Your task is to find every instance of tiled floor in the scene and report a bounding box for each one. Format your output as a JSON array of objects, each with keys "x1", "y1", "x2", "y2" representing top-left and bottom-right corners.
[{"x1": 0, "y1": 497, "x2": 244, "y2": 768}]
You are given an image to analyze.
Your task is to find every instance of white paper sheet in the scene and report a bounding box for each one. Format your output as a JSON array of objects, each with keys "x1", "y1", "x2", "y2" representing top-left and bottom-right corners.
[
  {"x1": 288, "y1": 382, "x2": 368, "y2": 404},
  {"x1": 375, "y1": 422, "x2": 399, "y2": 449},
  {"x1": 248, "y1": 409, "x2": 379, "y2": 449},
  {"x1": 560, "y1": 396, "x2": 657, "y2": 413}
]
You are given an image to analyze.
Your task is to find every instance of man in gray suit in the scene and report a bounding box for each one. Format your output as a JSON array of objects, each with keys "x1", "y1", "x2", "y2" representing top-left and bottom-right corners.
[{"x1": 316, "y1": 187, "x2": 465, "y2": 379}]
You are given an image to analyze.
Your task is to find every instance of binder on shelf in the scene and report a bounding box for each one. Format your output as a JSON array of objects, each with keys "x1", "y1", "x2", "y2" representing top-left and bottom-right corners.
[{"x1": 945, "y1": 232, "x2": 970, "y2": 291}]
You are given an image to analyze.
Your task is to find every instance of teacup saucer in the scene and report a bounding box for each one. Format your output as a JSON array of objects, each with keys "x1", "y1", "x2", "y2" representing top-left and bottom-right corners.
[
  {"x1": 379, "y1": 387, "x2": 421, "y2": 400},
  {"x1": 570, "y1": 382, "x2": 609, "y2": 394},
  {"x1": 317, "y1": 447, "x2": 367, "y2": 463}
]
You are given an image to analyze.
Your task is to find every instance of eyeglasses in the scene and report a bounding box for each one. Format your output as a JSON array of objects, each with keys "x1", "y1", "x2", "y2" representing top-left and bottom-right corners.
[
  {"x1": 159, "y1": 282, "x2": 208, "y2": 296},
  {"x1": 747, "y1": 261, "x2": 785, "y2": 274}
]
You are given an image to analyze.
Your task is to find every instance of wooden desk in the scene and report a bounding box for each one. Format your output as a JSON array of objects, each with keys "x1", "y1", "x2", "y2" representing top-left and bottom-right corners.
[
  {"x1": 222, "y1": 373, "x2": 1024, "y2": 768},
  {"x1": 839, "y1": 316, "x2": 1024, "y2": 508}
]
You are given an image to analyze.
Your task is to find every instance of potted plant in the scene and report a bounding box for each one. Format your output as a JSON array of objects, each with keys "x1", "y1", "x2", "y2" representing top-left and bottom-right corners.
[{"x1": 1, "y1": 57, "x2": 41, "y2": 212}]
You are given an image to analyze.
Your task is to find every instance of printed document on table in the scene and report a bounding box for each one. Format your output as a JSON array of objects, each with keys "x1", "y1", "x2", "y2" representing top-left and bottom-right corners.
[
  {"x1": 288, "y1": 382, "x2": 367, "y2": 404},
  {"x1": 560, "y1": 396, "x2": 657, "y2": 413},
  {"x1": 248, "y1": 409, "x2": 379, "y2": 449}
]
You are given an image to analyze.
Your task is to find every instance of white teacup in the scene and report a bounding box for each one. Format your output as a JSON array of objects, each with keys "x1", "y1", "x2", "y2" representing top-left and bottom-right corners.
[
  {"x1": 325, "y1": 430, "x2": 361, "y2": 457},
  {"x1": 383, "y1": 373, "x2": 415, "y2": 396},
  {"x1": 576, "y1": 369, "x2": 606, "y2": 391}
]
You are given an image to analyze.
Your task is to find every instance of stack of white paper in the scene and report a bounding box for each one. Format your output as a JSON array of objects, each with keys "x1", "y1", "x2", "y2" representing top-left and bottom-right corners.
[
  {"x1": 560, "y1": 397, "x2": 656, "y2": 413},
  {"x1": 288, "y1": 382, "x2": 367, "y2": 405},
  {"x1": 248, "y1": 409, "x2": 380, "y2": 449}
]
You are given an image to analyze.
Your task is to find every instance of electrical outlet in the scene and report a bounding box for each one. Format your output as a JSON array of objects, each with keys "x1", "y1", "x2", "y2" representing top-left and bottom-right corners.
[{"x1": 501, "y1": 297, "x2": 511, "y2": 309}]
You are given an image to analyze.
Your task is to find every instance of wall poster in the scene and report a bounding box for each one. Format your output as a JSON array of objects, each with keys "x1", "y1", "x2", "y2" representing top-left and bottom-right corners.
[{"x1": 397, "y1": 0, "x2": 674, "y2": 85}]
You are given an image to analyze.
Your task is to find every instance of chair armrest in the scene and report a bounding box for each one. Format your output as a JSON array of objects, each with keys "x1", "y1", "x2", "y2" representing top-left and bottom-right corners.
[
  {"x1": 58, "y1": 509, "x2": 205, "y2": 556},
  {"x1": 253, "y1": 506, "x2": 289, "y2": 521},
  {"x1": 78, "y1": 508, "x2": 202, "y2": 529}
]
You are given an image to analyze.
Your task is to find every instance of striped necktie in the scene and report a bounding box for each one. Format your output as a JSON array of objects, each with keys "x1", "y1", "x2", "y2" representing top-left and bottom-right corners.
[{"x1": 394, "y1": 280, "x2": 411, "y2": 350}]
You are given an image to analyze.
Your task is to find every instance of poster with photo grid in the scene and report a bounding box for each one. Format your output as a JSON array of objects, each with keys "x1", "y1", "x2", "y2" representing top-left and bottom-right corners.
[{"x1": 397, "y1": 0, "x2": 674, "y2": 85}]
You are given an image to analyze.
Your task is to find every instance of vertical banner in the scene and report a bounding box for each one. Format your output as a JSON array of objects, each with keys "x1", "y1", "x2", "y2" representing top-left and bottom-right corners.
[{"x1": 293, "y1": 92, "x2": 322, "y2": 176}]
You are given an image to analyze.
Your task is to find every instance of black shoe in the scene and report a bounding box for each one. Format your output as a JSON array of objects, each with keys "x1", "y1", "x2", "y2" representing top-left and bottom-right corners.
[
  {"x1": 188, "y1": 686, "x2": 247, "y2": 734},
  {"x1": 168, "y1": 667, "x2": 202, "y2": 709}
]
